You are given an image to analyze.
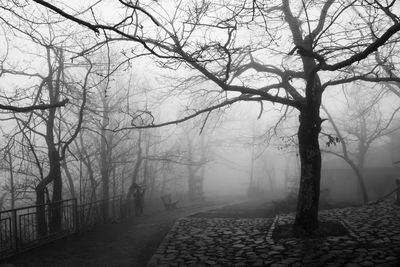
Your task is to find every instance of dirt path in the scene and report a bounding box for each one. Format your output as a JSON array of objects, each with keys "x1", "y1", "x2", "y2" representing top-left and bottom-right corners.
[{"x1": 3, "y1": 203, "x2": 222, "y2": 267}]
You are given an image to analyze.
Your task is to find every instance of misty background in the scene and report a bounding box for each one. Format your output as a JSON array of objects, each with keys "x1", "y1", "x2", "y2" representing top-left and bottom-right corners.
[{"x1": 0, "y1": 0, "x2": 399, "y2": 213}]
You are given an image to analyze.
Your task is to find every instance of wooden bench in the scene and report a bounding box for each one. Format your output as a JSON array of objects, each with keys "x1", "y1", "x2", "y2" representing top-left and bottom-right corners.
[{"x1": 161, "y1": 194, "x2": 178, "y2": 210}]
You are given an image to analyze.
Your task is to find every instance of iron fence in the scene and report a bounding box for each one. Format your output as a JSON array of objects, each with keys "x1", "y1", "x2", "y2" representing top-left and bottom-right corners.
[
  {"x1": 0, "y1": 195, "x2": 134, "y2": 260},
  {"x1": 0, "y1": 199, "x2": 76, "y2": 259}
]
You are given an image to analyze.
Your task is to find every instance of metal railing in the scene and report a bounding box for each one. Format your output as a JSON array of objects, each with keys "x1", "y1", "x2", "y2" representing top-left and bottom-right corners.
[
  {"x1": 0, "y1": 195, "x2": 134, "y2": 260},
  {"x1": 0, "y1": 199, "x2": 76, "y2": 259}
]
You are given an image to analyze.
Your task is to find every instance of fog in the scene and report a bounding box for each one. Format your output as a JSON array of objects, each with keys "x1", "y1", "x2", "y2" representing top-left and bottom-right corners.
[{"x1": 2, "y1": 1, "x2": 400, "y2": 266}]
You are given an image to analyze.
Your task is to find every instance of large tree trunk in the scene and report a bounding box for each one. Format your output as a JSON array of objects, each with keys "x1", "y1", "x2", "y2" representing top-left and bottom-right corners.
[
  {"x1": 36, "y1": 183, "x2": 48, "y2": 236},
  {"x1": 40, "y1": 47, "x2": 63, "y2": 234},
  {"x1": 49, "y1": 149, "x2": 62, "y2": 232},
  {"x1": 35, "y1": 149, "x2": 62, "y2": 235},
  {"x1": 292, "y1": 31, "x2": 324, "y2": 232},
  {"x1": 294, "y1": 107, "x2": 322, "y2": 233}
]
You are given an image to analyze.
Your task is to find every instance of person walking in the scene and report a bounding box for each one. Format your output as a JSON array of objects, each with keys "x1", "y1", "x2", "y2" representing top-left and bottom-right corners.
[{"x1": 134, "y1": 187, "x2": 145, "y2": 216}]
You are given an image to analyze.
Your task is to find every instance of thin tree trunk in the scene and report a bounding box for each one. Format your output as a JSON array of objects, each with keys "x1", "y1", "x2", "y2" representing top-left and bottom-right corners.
[
  {"x1": 249, "y1": 137, "x2": 255, "y2": 195},
  {"x1": 112, "y1": 166, "x2": 116, "y2": 199},
  {"x1": 357, "y1": 118, "x2": 369, "y2": 203},
  {"x1": 121, "y1": 171, "x2": 125, "y2": 197},
  {"x1": 161, "y1": 162, "x2": 167, "y2": 195},
  {"x1": 0, "y1": 193, "x2": 6, "y2": 211},
  {"x1": 128, "y1": 153, "x2": 143, "y2": 199},
  {"x1": 347, "y1": 159, "x2": 369, "y2": 203},
  {"x1": 127, "y1": 130, "x2": 143, "y2": 200},
  {"x1": 83, "y1": 152, "x2": 97, "y2": 203},
  {"x1": 8, "y1": 151, "x2": 15, "y2": 210},
  {"x1": 100, "y1": 134, "x2": 110, "y2": 218},
  {"x1": 322, "y1": 104, "x2": 370, "y2": 203},
  {"x1": 100, "y1": 92, "x2": 111, "y2": 219},
  {"x1": 62, "y1": 159, "x2": 76, "y2": 199},
  {"x1": 79, "y1": 133, "x2": 98, "y2": 203}
]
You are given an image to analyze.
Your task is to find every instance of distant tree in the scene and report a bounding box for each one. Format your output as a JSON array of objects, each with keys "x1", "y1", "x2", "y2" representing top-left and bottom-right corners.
[
  {"x1": 31, "y1": 0, "x2": 400, "y2": 233},
  {"x1": 183, "y1": 125, "x2": 210, "y2": 201},
  {"x1": 322, "y1": 86, "x2": 400, "y2": 203},
  {"x1": 70, "y1": 69, "x2": 139, "y2": 212}
]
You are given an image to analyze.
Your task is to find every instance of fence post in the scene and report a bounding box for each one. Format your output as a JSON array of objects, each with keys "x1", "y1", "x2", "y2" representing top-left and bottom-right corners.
[
  {"x1": 12, "y1": 209, "x2": 18, "y2": 252},
  {"x1": 396, "y1": 179, "x2": 400, "y2": 205}
]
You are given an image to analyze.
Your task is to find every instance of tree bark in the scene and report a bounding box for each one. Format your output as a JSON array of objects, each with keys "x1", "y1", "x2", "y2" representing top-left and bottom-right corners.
[
  {"x1": 294, "y1": 107, "x2": 322, "y2": 233},
  {"x1": 49, "y1": 149, "x2": 62, "y2": 232},
  {"x1": 36, "y1": 47, "x2": 64, "y2": 236},
  {"x1": 36, "y1": 182, "x2": 48, "y2": 236}
]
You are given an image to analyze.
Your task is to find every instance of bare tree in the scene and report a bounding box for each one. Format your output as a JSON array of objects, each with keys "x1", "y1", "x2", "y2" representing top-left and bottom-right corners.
[
  {"x1": 29, "y1": 0, "x2": 400, "y2": 233},
  {"x1": 322, "y1": 85, "x2": 400, "y2": 203},
  {"x1": 183, "y1": 126, "x2": 210, "y2": 201},
  {"x1": 6, "y1": 37, "x2": 91, "y2": 234}
]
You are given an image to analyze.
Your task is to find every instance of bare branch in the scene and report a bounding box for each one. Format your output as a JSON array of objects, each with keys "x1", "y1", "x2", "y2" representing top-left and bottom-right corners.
[
  {"x1": 112, "y1": 95, "x2": 264, "y2": 132},
  {"x1": 318, "y1": 22, "x2": 400, "y2": 71},
  {"x1": 0, "y1": 99, "x2": 69, "y2": 113},
  {"x1": 32, "y1": 0, "x2": 101, "y2": 33}
]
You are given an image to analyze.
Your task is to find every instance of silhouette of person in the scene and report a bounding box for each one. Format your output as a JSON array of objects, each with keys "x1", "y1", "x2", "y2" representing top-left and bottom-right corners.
[{"x1": 134, "y1": 187, "x2": 145, "y2": 216}]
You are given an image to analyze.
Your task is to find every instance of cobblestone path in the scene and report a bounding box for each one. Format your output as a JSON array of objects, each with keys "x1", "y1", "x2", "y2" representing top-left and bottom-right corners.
[{"x1": 148, "y1": 200, "x2": 400, "y2": 266}]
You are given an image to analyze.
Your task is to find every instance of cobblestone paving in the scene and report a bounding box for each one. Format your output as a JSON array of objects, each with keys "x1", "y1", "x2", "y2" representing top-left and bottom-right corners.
[{"x1": 147, "y1": 200, "x2": 400, "y2": 266}]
